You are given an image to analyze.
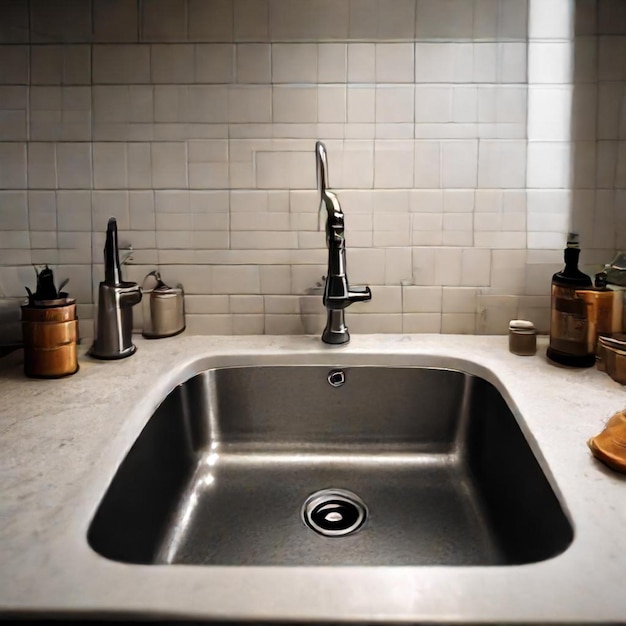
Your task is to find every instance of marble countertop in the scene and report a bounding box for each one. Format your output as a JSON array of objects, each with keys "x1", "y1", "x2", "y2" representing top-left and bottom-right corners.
[{"x1": 1, "y1": 333, "x2": 626, "y2": 624}]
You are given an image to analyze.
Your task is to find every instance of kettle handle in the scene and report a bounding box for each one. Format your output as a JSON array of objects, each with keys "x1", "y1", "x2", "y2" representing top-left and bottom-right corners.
[{"x1": 141, "y1": 270, "x2": 167, "y2": 291}]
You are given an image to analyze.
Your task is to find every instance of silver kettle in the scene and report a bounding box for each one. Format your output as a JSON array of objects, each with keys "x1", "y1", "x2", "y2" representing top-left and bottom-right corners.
[{"x1": 141, "y1": 270, "x2": 185, "y2": 339}]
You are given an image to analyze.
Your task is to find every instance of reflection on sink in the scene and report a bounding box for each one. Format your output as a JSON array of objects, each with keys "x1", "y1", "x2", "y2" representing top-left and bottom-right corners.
[{"x1": 88, "y1": 365, "x2": 573, "y2": 566}]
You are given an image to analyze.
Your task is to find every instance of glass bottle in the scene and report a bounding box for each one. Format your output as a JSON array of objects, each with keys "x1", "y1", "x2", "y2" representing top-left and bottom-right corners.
[{"x1": 547, "y1": 236, "x2": 595, "y2": 368}]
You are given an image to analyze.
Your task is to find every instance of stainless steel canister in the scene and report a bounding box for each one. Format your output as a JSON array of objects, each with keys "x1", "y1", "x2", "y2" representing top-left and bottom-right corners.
[{"x1": 141, "y1": 271, "x2": 185, "y2": 338}]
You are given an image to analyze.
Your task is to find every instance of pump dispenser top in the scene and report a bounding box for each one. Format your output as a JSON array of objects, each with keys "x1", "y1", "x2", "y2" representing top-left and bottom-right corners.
[{"x1": 555, "y1": 235, "x2": 592, "y2": 289}]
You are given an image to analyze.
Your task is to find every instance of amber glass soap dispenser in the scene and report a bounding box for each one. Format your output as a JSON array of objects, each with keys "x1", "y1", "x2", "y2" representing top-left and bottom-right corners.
[{"x1": 547, "y1": 234, "x2": 595, "y2": 368}]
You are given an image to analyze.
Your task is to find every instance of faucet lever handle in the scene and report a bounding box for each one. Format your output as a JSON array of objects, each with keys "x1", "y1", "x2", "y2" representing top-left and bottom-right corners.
[
  {"x1": 348, "y1": 286, "x2": 372, "y2": 304},
  {"x1": 118, "y1": 283, "x2": 142, "y2": 308}
]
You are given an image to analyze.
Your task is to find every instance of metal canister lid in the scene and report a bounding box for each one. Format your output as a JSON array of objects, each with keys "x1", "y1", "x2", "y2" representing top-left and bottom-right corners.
[{"x1": 152, "y1": 289, "x2": 179, "y2": 300}]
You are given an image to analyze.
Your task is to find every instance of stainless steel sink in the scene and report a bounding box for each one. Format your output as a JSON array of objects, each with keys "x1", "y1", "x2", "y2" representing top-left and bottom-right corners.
[{"x1": 88, "y1": 365, "x2": 573, "y2": 567}]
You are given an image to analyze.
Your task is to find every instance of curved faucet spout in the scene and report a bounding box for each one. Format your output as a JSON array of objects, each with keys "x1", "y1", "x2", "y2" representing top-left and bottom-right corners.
[
  {"x1": 316, "y1": 141, "x2": 344, "y2": 247},
  {"x1": 315, "y1": 141, "x2": 329, "y2": 197}
]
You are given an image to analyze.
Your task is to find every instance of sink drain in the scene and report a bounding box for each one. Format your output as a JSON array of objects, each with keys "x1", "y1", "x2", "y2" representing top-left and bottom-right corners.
[{"x1": 301, "y1": 489, "x2": 367, "y2": 537}]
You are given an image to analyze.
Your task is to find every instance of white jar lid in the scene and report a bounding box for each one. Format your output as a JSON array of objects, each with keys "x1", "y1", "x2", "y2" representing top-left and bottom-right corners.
[{"x1": 509, "y1": 319, "x2": 536, "y2": 332}]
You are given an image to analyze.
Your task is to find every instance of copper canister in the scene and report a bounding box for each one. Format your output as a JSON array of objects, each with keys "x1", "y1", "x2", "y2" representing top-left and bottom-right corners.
[
  {"x1": 577, "y1": 289, "x2": 614, "y2": 353},
  {"x1": 21, "y1": 304, "x2": 79, "y2": 378},
  {"x1": 21, "y1": 302, "x2": 76, "y2": 322}
]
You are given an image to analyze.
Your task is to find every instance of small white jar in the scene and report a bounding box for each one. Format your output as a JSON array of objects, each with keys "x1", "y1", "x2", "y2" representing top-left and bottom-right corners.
[{"x1": 509, "y1": 319, "x2": 537, "y2": 356}]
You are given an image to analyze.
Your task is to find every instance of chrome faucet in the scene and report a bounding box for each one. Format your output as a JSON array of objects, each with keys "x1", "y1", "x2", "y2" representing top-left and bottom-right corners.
[
  {"x1": 315, "y1": 141, "x2": 372, "y2": 345},
  {"x1": 90, "y1": 218, "x2": 142, "y2": 360}
]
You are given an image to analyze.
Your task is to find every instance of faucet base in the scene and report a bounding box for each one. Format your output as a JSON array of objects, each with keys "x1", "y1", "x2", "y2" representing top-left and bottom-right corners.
[
  {"x1": 89, "y1": 343, "x2": 137, "y2": 360},
  {"x1": 322, "y1": 309, "x2": 350, "y2": 345}
]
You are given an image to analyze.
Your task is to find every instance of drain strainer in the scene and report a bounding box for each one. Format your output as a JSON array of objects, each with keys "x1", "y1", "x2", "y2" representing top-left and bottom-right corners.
[{"x1": 301, "y1": 489, "x2": 368, "y2": 537}]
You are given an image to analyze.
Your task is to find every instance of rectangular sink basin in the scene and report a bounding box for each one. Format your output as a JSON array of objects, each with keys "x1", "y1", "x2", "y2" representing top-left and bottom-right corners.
[{"x1": 88, "y1": 365, "x2": 573, "y2": 567}]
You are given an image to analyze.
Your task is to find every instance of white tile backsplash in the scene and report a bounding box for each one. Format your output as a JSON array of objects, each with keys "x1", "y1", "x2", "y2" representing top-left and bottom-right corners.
[
  {"x1": 93, "y1": 143, "x2": 127, "y2": 189},
  {"x1": 256, "y1": 151, "x2": 315, "y2": 189},
  {"x1": 528, "y1": 86, "x2": 574, "y2": 141},
  {"x1": 151, "y1": 44, "x2": 195, "y2": 83},
  {"x1": 498, "y1": 42, "x2": 527, "y2": 83},
  {"x1": 237, "y1": 44, "x2": 271, "y2": 83},
  {"x1": 478, "y1": 139, "x2": 527, "y2": 188},
  {"x1": 347, "y1": 44, "x2": 376, "y2": 83},
  {"x1": 272, "y1": 86, "x2": 317, "y2": 123},
  {"x1": 376, "y1": 86, "x2": 414, "y2": 124},
  {"x1": 56, "y1": 190, "x2": 91, "y2": 231},
  {"x1": 55, "y1": 143, "x2": 92, "y2": 189},
  {"x1": 403, "y1": 285, "x2": 442, "y2": 313},
  {"x1": 92, "y1": 190, "x2": 130, "y2": 232},
  {"x1": 461, "y1": 247, "x2": 491, "y2": 286},
  {"x1": 374, "y1": 140, "x2": 414, "y2": 188},
  {"x1": 0, "y1": 1, "x2": 29, "y2": 44},
  {"x1": 402, "y1": 312, "x2": 441, "y2": 333},
  {"x1": 272, "y1": 44, "x2": 318, "y2": 83},
  {"x1": 0, "y1": 46, "x2": 27, "y2": 84},
  {"x1": 527, "y1": 141, "x2": 572, "y2": 188},
  {"x1": 377, "y1": 0, "x2": 416, "y2": 39},
  {"x1": 318, "y1": 44, "x2": 347, "y2": 83},
  {"x1": 151, "y1": 142, "x2": 188, "y2": 188},
  {"x1": 415, "y1": 44, "x2": 457, "y2": 83},
  {"x1": 0, "y1": 190, "x2": 27, "y2": 230},
  {"x1": 529, "y1": 42, "x2": 574, "y2": 83},
  {"x1": 229, "y1": 85, "x2": 272, "y2": 123},
  {"x1": 529, "y1": 0, "x2": 574, "y2": 40},
  {"x1": 347, "y1": 0, "x2": 379, "y2": 40},
  {"x1": 28, "y1": 191, "x2": 56, "y2": 231},
  {"x1": 598, "y1": 36, "x2": 626, "y2": 81},
  {"x1": 409, "y1": 189, "x2": 443, "y2": 213},
  {"x1": 1, "y1": 0, "x2": 624, "y2": 338},
  {"x1": 0, "y1": 86, "x2": 27, "y2": 141},
  {"x1": 442, "y1": 286, "x2": 477, "y2": 313},
  {"x1": 414, "y1": 85, "x2": 451, "y2": 123},
  {"x1": 195, "y1": 44, "x2": 235, "y2": 83},
  {"x1": 190, "y1": 0, "x2": 234, "y2": 41},
  {"x1": 93, "y1": 0, "x2": 139, "y2": 43},
  {"x1": 375, "y1": 44, "x2": 414, "y2": 83},
  {"x1": 474, "y1": 43, "x2": 498, "y2": 82},
  {"x1": 27, "y1": 143, "x2": 57, "y2": 189},
  {"x1": 416, "y1": 0, "x2": 474, "y2": 39},
  {"x1": 30, "y1": 230, "x2": 57, "y2": 249},
  {"x1": 234, "y1": 0, "x2": 269, "y2": 41},
  {"x1": 452, "y1": 86, "x2": 478, "y2": 123},
  {"x1": 142, "y1": 0, "x2": 187, "y2": 42},
  {"x1": 441, "y1": 140, "x2": 478, "y2": 188},
  {"x1": 31, "y1": 45, "x2": 91, "y2": 85},
  {"x1": 616, "y1": 142, "x2": 626, "y2": 188},
  {"x1": 411, "y1": 214, "x2": 443, "y2": 245},
  {"x1": 413, "y1": 141, "x2": 441, "y2": 188},
  {"x1": 347, "y1": 86, "x2": 375, "y2": 123},
  {"x1": 93, "y1": 45, "x2": 151, "y2": 84},
  {"x1": 433, "y1": 247, "x2": 463, "y2": 285},
  {"x1": 317, "y1": 86, "x2": 346, "y2": 124},
  {"x1": 443, "y1": 189, "x2": 475, "y2": 212}
]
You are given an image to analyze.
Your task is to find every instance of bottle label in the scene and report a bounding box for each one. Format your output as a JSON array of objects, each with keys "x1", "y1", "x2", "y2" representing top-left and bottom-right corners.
[{"x1": 549, "y1": 285, "x2": 590, "y2": 355}]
